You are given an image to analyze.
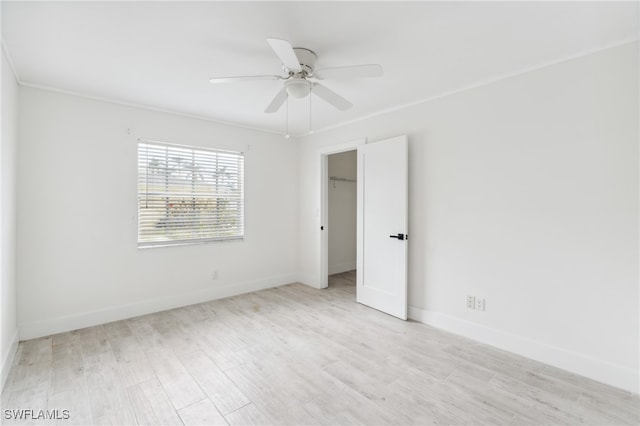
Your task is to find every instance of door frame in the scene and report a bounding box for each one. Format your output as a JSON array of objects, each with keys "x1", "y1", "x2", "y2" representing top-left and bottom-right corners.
[{"x1": 318, "y1": 138, "x2": 366, "y2": 289}]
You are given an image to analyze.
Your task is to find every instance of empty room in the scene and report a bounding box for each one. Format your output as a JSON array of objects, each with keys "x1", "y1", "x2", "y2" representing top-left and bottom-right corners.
[{"x1": 1, "y1": 1, "x2": 638, "y2": 425}]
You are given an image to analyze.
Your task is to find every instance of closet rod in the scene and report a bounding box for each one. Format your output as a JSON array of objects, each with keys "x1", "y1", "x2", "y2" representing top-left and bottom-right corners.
[
  {"x1": 329, "y1": 176, "x2": 356, "y2": 183},
  {"x1": 329, "y1": 176, "x2": 356, "y2": 188}
]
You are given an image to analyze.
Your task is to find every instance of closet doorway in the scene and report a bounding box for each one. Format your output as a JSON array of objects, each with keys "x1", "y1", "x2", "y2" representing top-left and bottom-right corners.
[
  {"x1": 319, "y1": 138, "x2": 364, "y2": 289},
  {"x1": 326, "y1": 150, "x2": 357, "y2": 288}
]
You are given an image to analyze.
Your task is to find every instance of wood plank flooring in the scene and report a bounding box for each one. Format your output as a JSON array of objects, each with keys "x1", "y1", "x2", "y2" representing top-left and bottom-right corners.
[{"x1": 1, "y1": 271, "x2": 638, "y2": 425}]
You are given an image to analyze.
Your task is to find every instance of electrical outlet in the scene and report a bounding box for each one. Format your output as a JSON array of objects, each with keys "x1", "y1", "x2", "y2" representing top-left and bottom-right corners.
[
  {"x1": 466, "y1": 295, "x2": 475, "y2": 309},
  {"x1": 475, "y1": 298, "x2": 485, "y2": 311},
  {"x1": 212, "y1": 270, "x2": 219, "y2": 280}
]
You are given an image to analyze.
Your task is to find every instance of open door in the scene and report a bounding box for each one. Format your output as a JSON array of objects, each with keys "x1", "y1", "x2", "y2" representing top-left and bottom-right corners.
[{"x1": 357, "y1": 135, "x2": 408, "y2": 319}]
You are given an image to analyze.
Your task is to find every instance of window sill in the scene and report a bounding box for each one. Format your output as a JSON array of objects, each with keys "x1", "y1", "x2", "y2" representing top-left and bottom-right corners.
[{"x1": 137, "y1": 236, "x2": 244, "y2": 249}]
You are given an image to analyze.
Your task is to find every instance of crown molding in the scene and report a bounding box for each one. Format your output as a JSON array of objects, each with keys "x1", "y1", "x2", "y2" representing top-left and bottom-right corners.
[
  {"x1": 19, "y1": 81, "x2": 285, "y2": 137},
  {"x1": 307, "y1": 37, "x2": 640, "y2": 137},
  {"x1": 4, "y1": 35, "x2": 285, "y2": 137}
]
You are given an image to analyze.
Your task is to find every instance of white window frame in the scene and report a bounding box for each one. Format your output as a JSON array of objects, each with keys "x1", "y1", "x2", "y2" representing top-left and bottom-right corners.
[{"x1": 137, "y1": 140, "x2": 244, "y2": 248}]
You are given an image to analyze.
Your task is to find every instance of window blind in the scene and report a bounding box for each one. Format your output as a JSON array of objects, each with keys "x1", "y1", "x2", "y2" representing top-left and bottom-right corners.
[{"x1": 137, "y1": 141, "x2": 244, "y2": 247}]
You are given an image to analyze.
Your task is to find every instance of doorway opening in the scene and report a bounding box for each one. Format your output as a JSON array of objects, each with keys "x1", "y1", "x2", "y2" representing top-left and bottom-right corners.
[
  {"x1": 327, "y1": 151, "x2": 357, "y2": 289},
  {"x1": 319, "y1": 138, "x2": 365, "y2": 289}
]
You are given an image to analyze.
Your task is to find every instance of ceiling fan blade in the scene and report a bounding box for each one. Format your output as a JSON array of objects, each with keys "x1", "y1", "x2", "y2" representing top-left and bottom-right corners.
[
  {"x1": 312, "y1": 83, "x2": 352, "y2": 111},
  {"x1": 313, "y1": 64, "x2": 383, "y2": 80},
  {"x1": 209, "y1": 75, "x2": 284, "y2": 84},
  {"x1": 266, "y1": 38, "x2": 302, "y2": 73},
  {"x1": 264, "y1": 87, "x2": 288, "y2": 113}
]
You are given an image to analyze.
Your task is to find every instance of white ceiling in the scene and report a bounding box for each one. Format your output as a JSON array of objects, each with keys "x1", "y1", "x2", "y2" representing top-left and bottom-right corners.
[{"x1": 2, "y1": 1, "x2": 638, "y2": 135}]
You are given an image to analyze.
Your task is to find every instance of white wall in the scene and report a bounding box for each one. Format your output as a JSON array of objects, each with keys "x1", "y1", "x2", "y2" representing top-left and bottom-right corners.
[
  {"x1": 328, "y1": 151, "x2": 357, "y2": 275},
  {"x1": 1, "y1": 48, "x2": 19, "y2": 389},
  {"x1": 296, "y1": 43, "x2": 639, "y2": 392},
  {"x1": 17, "y1": 87, "x2": 298, "y2": 339}
]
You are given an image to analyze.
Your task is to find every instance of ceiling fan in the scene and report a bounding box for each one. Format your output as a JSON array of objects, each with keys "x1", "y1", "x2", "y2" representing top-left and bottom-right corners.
[{"x1": 209, "y1": 38, "x2": 383, "y2": 113}]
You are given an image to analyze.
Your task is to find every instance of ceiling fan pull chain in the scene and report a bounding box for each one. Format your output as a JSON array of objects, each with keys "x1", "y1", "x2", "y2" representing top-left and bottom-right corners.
[
  {"x1": 285, "y1": 96, "x2": 290, "y2": 139},
  {"x1": 309, "y1": 85, "x2": 313, "y2": 135}
]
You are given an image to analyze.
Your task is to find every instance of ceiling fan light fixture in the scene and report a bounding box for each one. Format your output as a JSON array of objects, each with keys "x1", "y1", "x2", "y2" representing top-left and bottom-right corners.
[{"x1": 285, "y1": 79, "x2": 311, "y2": 98}]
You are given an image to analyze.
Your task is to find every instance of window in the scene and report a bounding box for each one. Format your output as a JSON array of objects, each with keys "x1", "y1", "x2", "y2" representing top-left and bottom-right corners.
[{"x1": 137, "y1": 141, "x2": 244, "y2": 247}]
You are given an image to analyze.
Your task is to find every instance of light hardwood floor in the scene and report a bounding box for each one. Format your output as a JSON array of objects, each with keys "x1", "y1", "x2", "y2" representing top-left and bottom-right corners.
[{"x1": 2, "y1": 271, "x2": 638, "y2": 425}]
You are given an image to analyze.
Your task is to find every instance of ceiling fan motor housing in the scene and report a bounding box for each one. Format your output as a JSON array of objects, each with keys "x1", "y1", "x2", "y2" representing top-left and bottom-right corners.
[{"x1": 291, "y1": 47, "x2": 317, "y2": 75}]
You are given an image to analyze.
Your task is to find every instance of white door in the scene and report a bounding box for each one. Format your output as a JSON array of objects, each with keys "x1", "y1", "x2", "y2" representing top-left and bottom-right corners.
[{"x1": 357, "y1": 135, "x2": 408, "y2": 319}]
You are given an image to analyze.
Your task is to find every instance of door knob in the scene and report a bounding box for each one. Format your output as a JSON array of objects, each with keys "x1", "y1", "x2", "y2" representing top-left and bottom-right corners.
[{"x1": 389, "y1": 233, "x2": 406, "y2": 240}]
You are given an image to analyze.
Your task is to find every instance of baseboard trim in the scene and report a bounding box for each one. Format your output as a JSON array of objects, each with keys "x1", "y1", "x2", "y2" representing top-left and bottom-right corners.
[
  {"x1": 1, "y1": 328, "x2": 19, "y2": 392},
  {"x1": 19, "y1": 274, "x2": 296, "y2": 341},
  {"x1": 328, "y1": 261, "x2": 356, "y2": 275},
  {"x1": 408, "y1": 306, "x2": 639, "y2": 394}
]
